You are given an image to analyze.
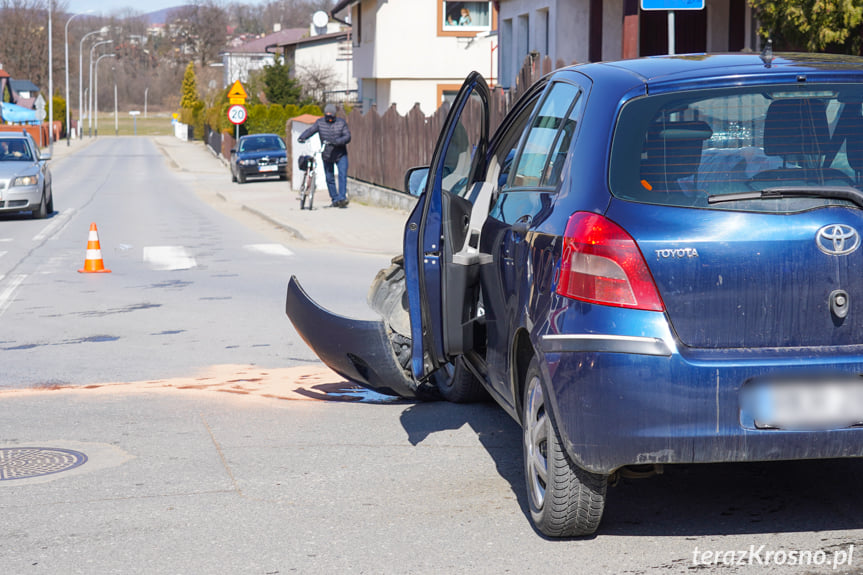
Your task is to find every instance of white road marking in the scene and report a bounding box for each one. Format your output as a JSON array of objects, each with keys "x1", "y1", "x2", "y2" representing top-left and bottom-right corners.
[
  {"x1": 32, "y1": 208, "x2": 76, "y2": 242},
  {"x1": 143, "y1": 246, "x2": 197, "y2": 271},
  {"x1": 244, "y1": 244, "x2": 293, "y2": 256},
  {"x1": 0, "y1": 274, "x2": 26, "y2": 318}
]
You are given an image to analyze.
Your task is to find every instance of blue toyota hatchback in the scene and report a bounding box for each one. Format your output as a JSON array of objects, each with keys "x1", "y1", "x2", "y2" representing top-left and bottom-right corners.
[{"x1": 287, "y1": 52, "x2": 863, "y2": 537}]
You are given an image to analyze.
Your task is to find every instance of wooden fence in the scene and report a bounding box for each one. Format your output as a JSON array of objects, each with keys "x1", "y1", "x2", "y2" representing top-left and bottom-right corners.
[{"x1": 345, "y1": 55, "x2": 554, "y2": 192}]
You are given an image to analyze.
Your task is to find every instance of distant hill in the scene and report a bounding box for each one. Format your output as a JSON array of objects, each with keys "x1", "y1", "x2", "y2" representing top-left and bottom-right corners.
[{"x1": 143, "y1": 5, "x2": 190, "y2": 25}]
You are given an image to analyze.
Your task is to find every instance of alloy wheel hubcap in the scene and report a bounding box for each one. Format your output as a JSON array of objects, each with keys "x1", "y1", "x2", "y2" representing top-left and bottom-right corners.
[{"x1": 525, "y1": 374, "x2": 549, "y2": 510}]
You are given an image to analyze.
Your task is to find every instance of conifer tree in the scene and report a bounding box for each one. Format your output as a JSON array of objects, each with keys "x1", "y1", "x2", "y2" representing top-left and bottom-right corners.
[{"x1": 180, "y1": 61, "x2": 200, "y2": 110}]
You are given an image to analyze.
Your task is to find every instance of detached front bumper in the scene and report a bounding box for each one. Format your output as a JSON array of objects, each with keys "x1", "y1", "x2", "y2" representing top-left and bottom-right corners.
[{"x1": 285, "y1": 276, "x2": 422, "y2": 398}]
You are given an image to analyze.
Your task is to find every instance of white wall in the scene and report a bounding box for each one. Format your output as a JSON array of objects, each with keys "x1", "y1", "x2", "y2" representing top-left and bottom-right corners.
[
  {"x1": 352, "y1": 0, "x2": 497, "y2": 114},
  {"x1": 290, "y1": 118, "x2": 329, "y2": 193},
  {"x1": 295, "y1": 37, "x2": 356, "y2": 93},
  {"x1": 222, "y1": 52, "x2": 275, "y2": 88}
]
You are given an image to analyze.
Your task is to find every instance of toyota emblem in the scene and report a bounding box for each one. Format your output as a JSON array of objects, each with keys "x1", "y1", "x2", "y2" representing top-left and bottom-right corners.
[{"x1": 816, "y1": 224, "x2": 861, "y2": 255}]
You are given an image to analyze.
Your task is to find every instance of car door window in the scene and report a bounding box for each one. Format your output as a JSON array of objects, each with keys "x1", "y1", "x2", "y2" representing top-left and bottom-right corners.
[
  {"x1": 442, "y1": 92, "x2": 485, "y2": 198},
  {"x1": 508, "y1": 82, "x2": 582, "y2": 190},
  {"x1": 489, "y1": 95, "x2": 540, "y2": 189}
]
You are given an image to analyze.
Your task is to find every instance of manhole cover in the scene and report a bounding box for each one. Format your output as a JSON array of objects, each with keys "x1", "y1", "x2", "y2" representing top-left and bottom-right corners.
[{"x1": 0, "y1": 447, "x2": 88, "y2": 481}]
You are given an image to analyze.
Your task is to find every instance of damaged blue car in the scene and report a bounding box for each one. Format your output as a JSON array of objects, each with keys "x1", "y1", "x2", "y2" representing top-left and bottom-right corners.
[{"x1": 287, "y1": 52, "x2": 863, "y2": 537}]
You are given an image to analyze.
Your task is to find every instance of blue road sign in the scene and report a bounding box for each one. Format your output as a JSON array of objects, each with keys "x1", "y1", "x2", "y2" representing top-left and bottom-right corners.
[{"x1": 641, "y1": 0, "x2": 704, "y2": 9}]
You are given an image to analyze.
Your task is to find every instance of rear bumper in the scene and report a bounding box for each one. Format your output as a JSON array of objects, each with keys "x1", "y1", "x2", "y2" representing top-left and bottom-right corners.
[{"x1": 538, "y1": 304, "x2": 863, "y2": 474}]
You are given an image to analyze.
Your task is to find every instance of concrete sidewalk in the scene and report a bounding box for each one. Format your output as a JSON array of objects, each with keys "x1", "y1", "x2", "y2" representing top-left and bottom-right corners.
[{"x1": 155, "y1": 135, "x2": 413, "y2": 255}]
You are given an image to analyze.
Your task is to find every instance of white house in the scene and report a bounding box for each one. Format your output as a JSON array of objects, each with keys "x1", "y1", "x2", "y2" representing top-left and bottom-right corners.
[
  {"x1": 496, "y1": 0, "x2": 758, "y2": 89},
  {"x1": 331, "y1": 0, "x2": 498, "y2": 115},
  {"x1": 272, "y1": 22, "x2": 357, "y2": 104},
  {"x1": 220, "y1": 27, "x2": 307, "y2": 88}
]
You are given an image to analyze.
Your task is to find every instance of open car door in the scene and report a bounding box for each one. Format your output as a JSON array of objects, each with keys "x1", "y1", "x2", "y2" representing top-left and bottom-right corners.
[
  {"x1": 404, "y1": 72, "x2": 490, "y2": 381},
  {"x1": 285, "y1": 73, "x2": 489, "y2": 399}
]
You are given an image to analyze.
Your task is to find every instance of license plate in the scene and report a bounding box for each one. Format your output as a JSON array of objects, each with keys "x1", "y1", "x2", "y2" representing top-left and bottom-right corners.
[
  {"x1": 259, "y1": 165, "x2": 277, "y2": 173},
  {"x1": 744, "y1": 378, "x2": 863, "y2": 430}
]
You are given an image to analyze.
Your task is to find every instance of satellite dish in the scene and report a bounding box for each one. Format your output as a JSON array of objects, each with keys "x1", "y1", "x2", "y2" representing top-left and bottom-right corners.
[{"x1": 312, "y1": 10, "x2": 329, "y2": 29}]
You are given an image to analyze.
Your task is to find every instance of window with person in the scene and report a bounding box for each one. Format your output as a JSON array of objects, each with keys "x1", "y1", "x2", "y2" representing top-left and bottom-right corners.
[{"x1": 441, "y1": 1, "x2": 492, "y2": 33}]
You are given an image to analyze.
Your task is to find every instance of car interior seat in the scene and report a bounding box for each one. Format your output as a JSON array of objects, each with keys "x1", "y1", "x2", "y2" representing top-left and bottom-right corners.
[
  {"x1": 753, "y1": 98, "x2": 848, "y2": 184},
  {"x1": 640, "y1": 119, "x2": 713, "y2": 194}
]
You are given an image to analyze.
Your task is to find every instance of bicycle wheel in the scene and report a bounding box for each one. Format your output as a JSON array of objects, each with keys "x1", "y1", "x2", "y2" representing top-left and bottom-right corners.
[
  {"x1": 299, "y1": 171, "x2": 310, "y2": 210},
  {"x1": 307, "y1": 170, "x2": 316, "y2": 210}
]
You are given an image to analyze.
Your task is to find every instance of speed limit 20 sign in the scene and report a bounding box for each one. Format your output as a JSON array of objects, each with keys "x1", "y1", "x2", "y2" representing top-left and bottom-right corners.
[{"x1": 227, "y1": 104, "x2": 247, "y2": 125}]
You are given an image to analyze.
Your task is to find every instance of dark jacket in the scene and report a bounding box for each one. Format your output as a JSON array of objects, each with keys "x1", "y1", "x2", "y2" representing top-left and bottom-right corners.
[{"x1": 299, "y1": 116, "x2": 351, "y2": 163}]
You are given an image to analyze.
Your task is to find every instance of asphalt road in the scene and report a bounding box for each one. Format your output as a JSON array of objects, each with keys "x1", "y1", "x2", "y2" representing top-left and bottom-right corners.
[{"x1": 1, "y1": 137, "x2": 862, "y2": 574}]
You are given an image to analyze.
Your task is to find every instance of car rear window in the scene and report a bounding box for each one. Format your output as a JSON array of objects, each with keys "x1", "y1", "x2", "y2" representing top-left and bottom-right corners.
[{"x1": 609, "y1": 83, "x2": 863, "y2": 212}]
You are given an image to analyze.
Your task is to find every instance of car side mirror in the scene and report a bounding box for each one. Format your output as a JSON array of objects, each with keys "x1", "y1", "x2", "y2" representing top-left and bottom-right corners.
[
  {"x1": 230, "y1": 149, "x2": 236, "y2": 155},
  {"x1": 39, "y1": 152, "x2": 51, "y2": 161},
  {"x1": 405, "y1": 166, "x2": 429, "y2": 196}
]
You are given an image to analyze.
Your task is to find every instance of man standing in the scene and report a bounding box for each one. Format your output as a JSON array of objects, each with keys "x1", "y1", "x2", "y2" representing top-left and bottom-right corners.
[{"x1": 298, "y1": 104, "x2": 351, "y2": 208}]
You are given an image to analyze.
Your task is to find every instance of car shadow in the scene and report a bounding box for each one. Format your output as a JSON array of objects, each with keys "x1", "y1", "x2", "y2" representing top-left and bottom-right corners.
[{"x1": 398, "y1": 401, "x2": 863, "y2": 537}]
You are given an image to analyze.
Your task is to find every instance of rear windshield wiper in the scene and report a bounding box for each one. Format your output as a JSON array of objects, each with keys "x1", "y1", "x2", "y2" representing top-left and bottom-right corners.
[{"x1": 708, "y1": 186, "x2": 863, "y2": 209}]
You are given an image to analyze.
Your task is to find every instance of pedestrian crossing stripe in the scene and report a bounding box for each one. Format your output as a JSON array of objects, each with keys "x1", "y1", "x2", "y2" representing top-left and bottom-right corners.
[{"x1": 244, "y1": 244, "x2": 293, "y2": 256}]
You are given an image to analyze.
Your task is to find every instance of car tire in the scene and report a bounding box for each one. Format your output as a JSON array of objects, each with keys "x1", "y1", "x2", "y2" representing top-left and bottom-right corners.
[
  {"x1": 31, "y1": 191, "x2": 47, "y2": 219},
  {"x1": 523, "y1": 357, "x2": 607, "y2": 537},
  {"x1": 231, "y1": 169, "x2": 237, "y2": 183},
  {"x1": 238, "y1": 171, "x2": 246, "y2": 184},
  {"x1": 46, "y1": 187, "x2": 54, "y2": 214},
  {"x1": 434, "y1": 355, "x2": 488, "y2": 402}
]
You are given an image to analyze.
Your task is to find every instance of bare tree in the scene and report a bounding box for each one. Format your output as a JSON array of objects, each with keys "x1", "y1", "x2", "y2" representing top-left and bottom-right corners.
[
  {"x1": 0, "y1": 0, "x2": 68, "y2": 96},
  {"x1": 296, "y1": 61, "x2": 338, "y2": 104}
]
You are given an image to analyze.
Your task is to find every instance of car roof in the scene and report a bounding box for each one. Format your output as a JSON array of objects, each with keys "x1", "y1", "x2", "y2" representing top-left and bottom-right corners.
[
  {"x1": 571, "y1": 52, "x2": 863, "y2": 90},
  {"x1": 0, "y1": 132, "x2": 32, "y2": 140}
]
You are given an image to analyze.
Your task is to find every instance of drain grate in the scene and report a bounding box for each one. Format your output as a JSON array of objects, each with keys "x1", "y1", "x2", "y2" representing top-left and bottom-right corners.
[{"x1": 0, "y1": 447, "x2": 88, "y2": 481}]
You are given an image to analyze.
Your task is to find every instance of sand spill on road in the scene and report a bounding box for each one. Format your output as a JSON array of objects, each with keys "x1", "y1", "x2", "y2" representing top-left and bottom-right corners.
[{"x1": 0, "y1": 364, "x2": 404, "y2": 404}]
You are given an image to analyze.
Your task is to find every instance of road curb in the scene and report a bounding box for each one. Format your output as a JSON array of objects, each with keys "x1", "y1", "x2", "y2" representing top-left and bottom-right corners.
[{"x1": 239, "y1": 203, "x2": 307, "y2": 241}]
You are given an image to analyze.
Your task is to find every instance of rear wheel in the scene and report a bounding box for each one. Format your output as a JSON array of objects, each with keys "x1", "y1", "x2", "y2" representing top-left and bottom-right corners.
[{"x1": 523, "y1": 357, "x2": 607, "y2": 537}]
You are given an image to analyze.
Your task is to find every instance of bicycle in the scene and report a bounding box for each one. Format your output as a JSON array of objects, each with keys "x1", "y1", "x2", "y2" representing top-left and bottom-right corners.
[{"x1": 297, "y1": 144, "x2": 324, "y2": 210}]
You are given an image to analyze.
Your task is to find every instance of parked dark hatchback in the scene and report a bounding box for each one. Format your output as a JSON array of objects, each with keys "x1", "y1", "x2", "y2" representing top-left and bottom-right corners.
[
  {"x1": 287, "y1": 53, "x2": 863, "y2": 537},
  {"x1": 230, "y1": 133, "x2": 287, "y2": 183}
]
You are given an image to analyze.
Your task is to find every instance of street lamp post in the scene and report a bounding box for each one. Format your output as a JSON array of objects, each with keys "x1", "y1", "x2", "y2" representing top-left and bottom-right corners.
[
  {"x1": 94, "y1": 53, "x2": 115, "y2": 137},
  {"x1": 89, "y1": 39, "x2": 112, "y2": 137},
  {"x1": 48, "y1": 0, "x2": 53, "y2": 148},
  {"x1": 80, "y1": 27, "x2": 107, "y2": 139},
  {"x1": 65, "y1": 11, "x2": 93, "y2": 146}
]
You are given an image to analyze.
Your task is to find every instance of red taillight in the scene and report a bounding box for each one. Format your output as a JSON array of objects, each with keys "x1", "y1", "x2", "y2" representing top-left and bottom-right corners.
[{"x1": 556, "y1": 212, "x2": 665, "y2": 311}]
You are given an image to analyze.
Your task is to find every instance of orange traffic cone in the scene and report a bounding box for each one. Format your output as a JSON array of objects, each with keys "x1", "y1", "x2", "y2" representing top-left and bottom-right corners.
[{"x1": 78, "y1": 223, "x2": 112, "y2": 273}]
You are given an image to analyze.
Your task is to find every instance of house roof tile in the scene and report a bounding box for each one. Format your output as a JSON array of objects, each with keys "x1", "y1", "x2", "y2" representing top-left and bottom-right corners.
[{"x1": 227, "y1": 28, "x2": 308, "y2": 54}]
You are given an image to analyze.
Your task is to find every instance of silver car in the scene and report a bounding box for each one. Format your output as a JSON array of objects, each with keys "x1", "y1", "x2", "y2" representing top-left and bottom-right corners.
[{"x1": 0, "y1": 132, "x2": 53, "y2": 218}]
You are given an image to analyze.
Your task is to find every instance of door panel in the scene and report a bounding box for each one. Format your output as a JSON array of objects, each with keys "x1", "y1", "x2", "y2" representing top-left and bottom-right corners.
[{"x1": 404, "y1": 72, "x2": 490, "y2": 380}]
